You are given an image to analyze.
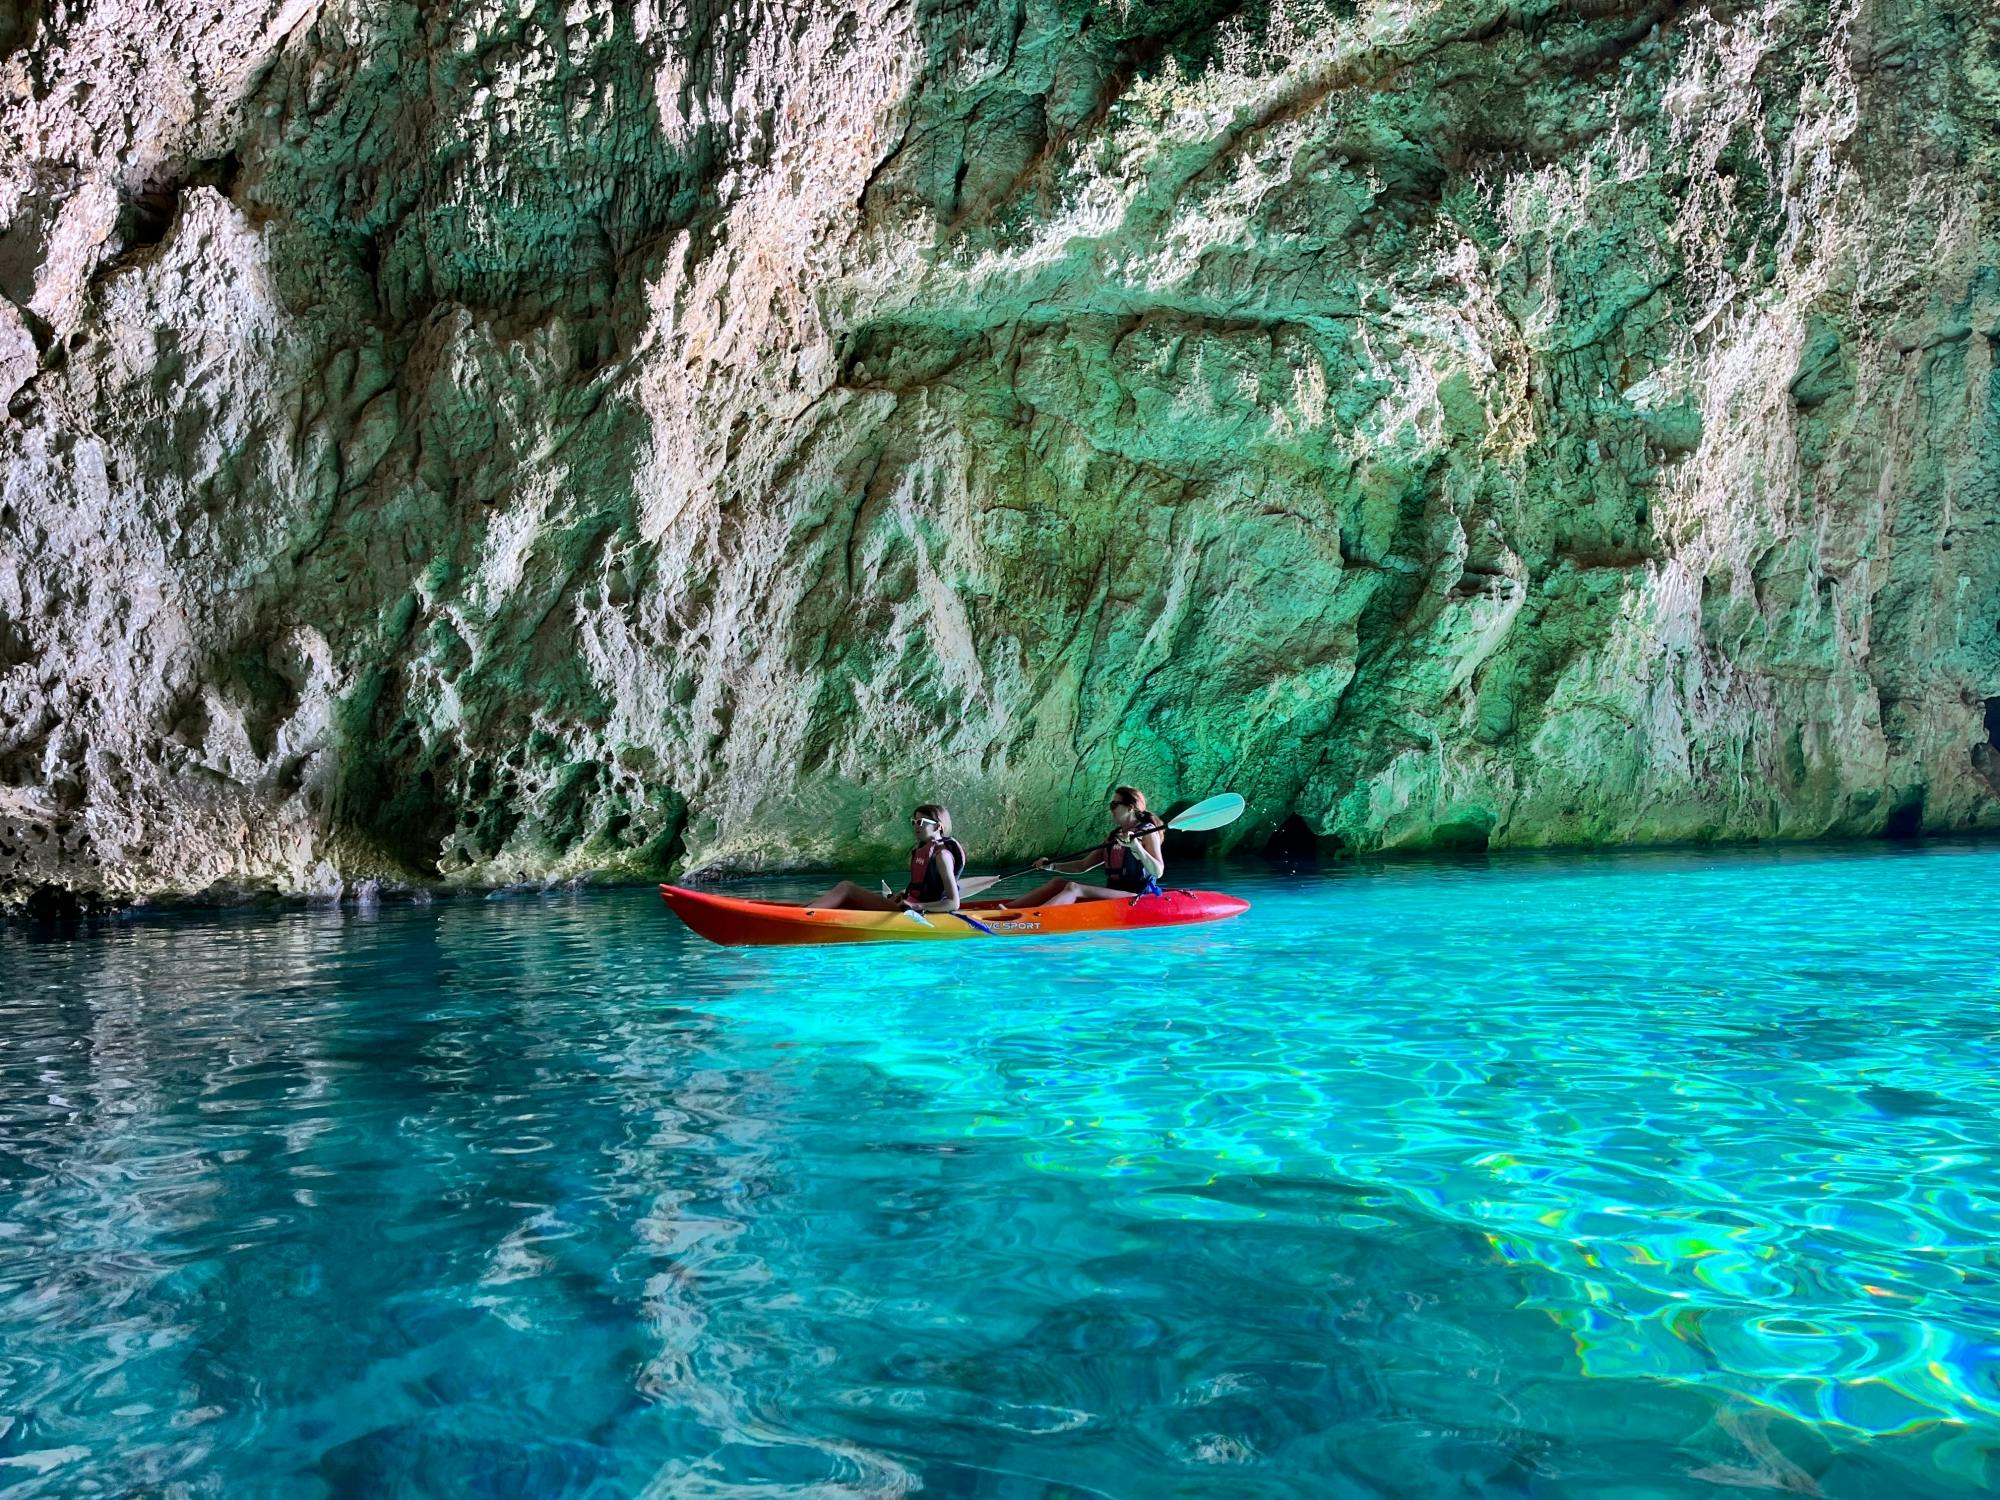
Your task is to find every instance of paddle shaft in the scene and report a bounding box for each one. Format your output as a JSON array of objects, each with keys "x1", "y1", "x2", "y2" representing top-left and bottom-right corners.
[
  {"x1": 897, "y1": 833, "x2": 1156, "y2": 902},
  {"x1": 960, "y1": 821, "x2": 1169, "y2": 897},
  {"x1": 947, "y1": 794, "x2": 1246, "y2": 898}
]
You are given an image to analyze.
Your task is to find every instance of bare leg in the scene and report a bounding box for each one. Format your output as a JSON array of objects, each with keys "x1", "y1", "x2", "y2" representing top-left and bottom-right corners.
[
  {"x1": 807, "y1": 879, "x2": 906, "y2": 911},
  {"x1": 1001, "y1": 879, "x2": 1132, "y2": 908},
  {"x1": 999, "y1": 878, "x2": 1069, "y2": 908}
]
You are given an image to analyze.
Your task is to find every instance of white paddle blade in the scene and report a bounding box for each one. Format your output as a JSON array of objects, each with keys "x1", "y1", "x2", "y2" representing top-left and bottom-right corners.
[
  {"x1": 1166, "y1": 792, "x2": 1246, "y2": 832},
  {"x1": 957, "y1": 873, "x2": 1008, "y2": 898}
]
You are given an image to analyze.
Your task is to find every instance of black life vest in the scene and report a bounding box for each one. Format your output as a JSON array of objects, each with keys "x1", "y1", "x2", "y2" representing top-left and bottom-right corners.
[
  {"x1": 905, "y1": 836, "x2": 966, "y2": 903},
  {"x1": 1103, "y1": 819, "x2": 1164, "y2": 894}
]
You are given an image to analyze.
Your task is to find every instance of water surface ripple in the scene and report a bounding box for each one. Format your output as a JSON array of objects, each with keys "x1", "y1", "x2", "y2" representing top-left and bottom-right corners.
[{"x1": 3, "y1": 844, "x2": 1998, "y2": 1496}]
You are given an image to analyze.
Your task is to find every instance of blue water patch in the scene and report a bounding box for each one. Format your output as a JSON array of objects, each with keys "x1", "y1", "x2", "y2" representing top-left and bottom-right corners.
[{"x1": 2, "y1": 843, "x2": 1998, "y2": 1495}]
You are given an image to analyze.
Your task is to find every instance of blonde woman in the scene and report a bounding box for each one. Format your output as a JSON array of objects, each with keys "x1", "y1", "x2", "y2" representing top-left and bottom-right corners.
[
  {"x1": 808, "y1": 804, "x2": 966, "y2": 912},
  {"x1": 1003, "y1": 786, "x2": 1165, "y2": 907}
]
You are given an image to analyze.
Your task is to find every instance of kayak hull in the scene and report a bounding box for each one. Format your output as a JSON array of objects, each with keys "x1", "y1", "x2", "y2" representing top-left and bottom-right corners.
[{"x1": 659, "y1": 884, "x2": 1251, "y2": 947}]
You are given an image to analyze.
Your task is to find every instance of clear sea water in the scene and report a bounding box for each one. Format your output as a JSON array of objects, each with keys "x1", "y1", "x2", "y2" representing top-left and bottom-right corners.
[{"x1": 3, "y1": 843, "x2": 1998, "y2": 1498}]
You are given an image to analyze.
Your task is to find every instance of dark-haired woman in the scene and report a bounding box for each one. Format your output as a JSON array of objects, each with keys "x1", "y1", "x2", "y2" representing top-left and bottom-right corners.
[
  {"x1": 1003, "y1": 786, "x2": 1165, "y2": 908},
  {"x1": 808, "y1": 804, "x2": 966, "y2": 912}
]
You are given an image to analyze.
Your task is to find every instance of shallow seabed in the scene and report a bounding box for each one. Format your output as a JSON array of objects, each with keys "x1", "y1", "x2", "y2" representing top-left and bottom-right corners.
[{"x1": 3, "y1": 843, "x2": 1999, "y2": 1497}]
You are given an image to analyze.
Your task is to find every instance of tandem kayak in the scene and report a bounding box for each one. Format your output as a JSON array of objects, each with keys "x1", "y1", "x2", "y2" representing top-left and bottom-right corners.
[{"x1": 659, "y1": 884, "x2": 1251, "y2": 947}]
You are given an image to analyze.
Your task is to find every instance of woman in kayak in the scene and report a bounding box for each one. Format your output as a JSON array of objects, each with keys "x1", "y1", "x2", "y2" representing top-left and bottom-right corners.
[
  {"x1": 807, "y1": 804, "x2": 966, "y2": 912},
  {"x1": 1003, "y1": 785, "x2": 1166, "y2": 907}
]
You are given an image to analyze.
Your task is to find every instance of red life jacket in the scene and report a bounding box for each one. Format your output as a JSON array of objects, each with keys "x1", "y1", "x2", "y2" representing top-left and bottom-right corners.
[{"x1": 905, "y1": 836, "x2": 966, "y2": 902}]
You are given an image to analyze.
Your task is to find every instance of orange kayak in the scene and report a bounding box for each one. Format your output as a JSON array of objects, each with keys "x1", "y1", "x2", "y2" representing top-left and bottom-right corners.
[{"x1": 659, "y1": 885, "x2": 1251, "y2": 947}]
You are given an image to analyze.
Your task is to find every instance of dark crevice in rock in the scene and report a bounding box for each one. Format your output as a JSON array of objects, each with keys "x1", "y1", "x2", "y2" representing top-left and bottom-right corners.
[
  {"x1": 331, "y1": 668, "x2": 462, "y2": 875},
  {"x1": 1790, "y1": 316, "x2": 1848, "y2": 408},
  {"x1": 626, "y1": 790, "x2": 690, "y2": 875},
  {"x1": 1425, "y1": 818, "x2": 1495, "y2": 853},
  {"x1": 100, "y1": 153, "x2": 245, "y2": 279},
  {"x1": 6, "y1": 299, "x2": 52, "y2": 357},
  {"x1": 1262, "y1": 812, "x2": 1321, "y2": 864},
  {"x1": 221, "y1": 648, "x2": 303, "y2": 761},
  {"x1": 0, "y1": 704, "x2": 55, "y2": 786},
  {"x1": 1570, "y1": 0, "x2": 1691, "y2": 74},
  {"x1": 19, "y1": 883, "x2": 99, "y2": 932},
  {"x1": 1557, "y1": 545, "x2": 1659, "y2": 572},
  {"x1": 0, "y1": 608, "x2": 32, "y2": 668},
  {"x1": 1450, "y1": 561, "x2": 1516, "y2": 598},
  {"x1": 836, "y1": 321, "x2": 985, "y2": 391},
  {"x1": 0, "y1": 0, "x2": 39, "y2": 58},
  {"x1": 1883, "y1": 790, "x2": 1926, "y2": 840},
  {"x1": 1069, "y1": 0, "x2": 1257, "y2": 55},
  {"x1": 1973, "y1": 700, "x2": 2000, "y2": 796},
  {"x1": 542, "y1": 760, "x2": 609, "y2": 853}
]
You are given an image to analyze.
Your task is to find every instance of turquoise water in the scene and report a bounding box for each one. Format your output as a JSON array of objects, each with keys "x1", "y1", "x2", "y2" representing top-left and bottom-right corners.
[{"x1": 3, "y1": 845, "x2": 1999, "y2": 1497}]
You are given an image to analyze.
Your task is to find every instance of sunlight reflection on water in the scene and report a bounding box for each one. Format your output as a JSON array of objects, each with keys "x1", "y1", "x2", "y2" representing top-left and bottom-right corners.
[{"x1": 2, "y1": 842, "x2": 1997, "y2": 1495}]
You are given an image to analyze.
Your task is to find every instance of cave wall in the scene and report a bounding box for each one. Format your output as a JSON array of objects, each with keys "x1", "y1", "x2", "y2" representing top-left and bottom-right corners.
[{"x1": 1, "y1": 0, "x2": 1996, "y2": 899}]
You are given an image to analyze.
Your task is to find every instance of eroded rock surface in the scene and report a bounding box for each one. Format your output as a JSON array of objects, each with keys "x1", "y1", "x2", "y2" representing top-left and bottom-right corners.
[{"x1": 1, "y1": 0, "x2": 1997, "y2": 899}]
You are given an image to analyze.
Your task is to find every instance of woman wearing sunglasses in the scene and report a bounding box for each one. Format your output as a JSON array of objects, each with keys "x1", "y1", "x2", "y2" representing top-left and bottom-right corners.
[
  {"x1": 807, "y1": 804, "x2": 966, "y2": 912},
  {"x1": 1001, "y1": 786, "x2": 1165, "y2": 908}
]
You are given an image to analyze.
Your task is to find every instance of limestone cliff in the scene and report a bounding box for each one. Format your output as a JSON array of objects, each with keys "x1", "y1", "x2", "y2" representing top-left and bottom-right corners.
[{"x1": 1, "y1": 0, "x2": 1996, "y2": 901}]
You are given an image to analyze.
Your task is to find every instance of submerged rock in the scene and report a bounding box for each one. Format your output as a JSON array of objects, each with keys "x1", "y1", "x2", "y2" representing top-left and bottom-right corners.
[{"x1": 0, "y1": 0, "x2": 1996, "y2": 900}]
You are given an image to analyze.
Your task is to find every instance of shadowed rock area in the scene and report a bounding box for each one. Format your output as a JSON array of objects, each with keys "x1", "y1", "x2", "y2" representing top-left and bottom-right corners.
[{"x1": 1, "y1": 0, "x2": 1996, "y2": 900}]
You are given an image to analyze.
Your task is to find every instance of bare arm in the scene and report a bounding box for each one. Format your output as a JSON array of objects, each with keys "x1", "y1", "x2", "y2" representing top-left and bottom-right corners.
[
  {"x1": 1042, "y1": 845, "x2": 1105, "y2": 876},
  {"x1": 1127, "y1": 828, "x2": 1166, "y2": 880},
  {"x1": 936, "y1": 848, "x2": 962, "y2": 911}
]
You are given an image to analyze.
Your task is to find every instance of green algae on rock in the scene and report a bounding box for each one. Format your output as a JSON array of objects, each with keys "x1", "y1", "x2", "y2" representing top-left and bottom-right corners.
[{"x1": 0, "y1": 0, "x2": 1996, "y2": 900}]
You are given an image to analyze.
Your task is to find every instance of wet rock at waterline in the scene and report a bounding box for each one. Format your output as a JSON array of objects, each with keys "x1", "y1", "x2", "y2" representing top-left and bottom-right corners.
[{"x1": 1, "y1": 0, "x2": 1997, "y2": 901}]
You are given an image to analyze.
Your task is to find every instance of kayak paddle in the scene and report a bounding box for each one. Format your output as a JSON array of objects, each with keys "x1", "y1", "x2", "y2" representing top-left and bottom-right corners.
[{"x1": 957, "y1": 792, "x2": 1247, "y2": 898}]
